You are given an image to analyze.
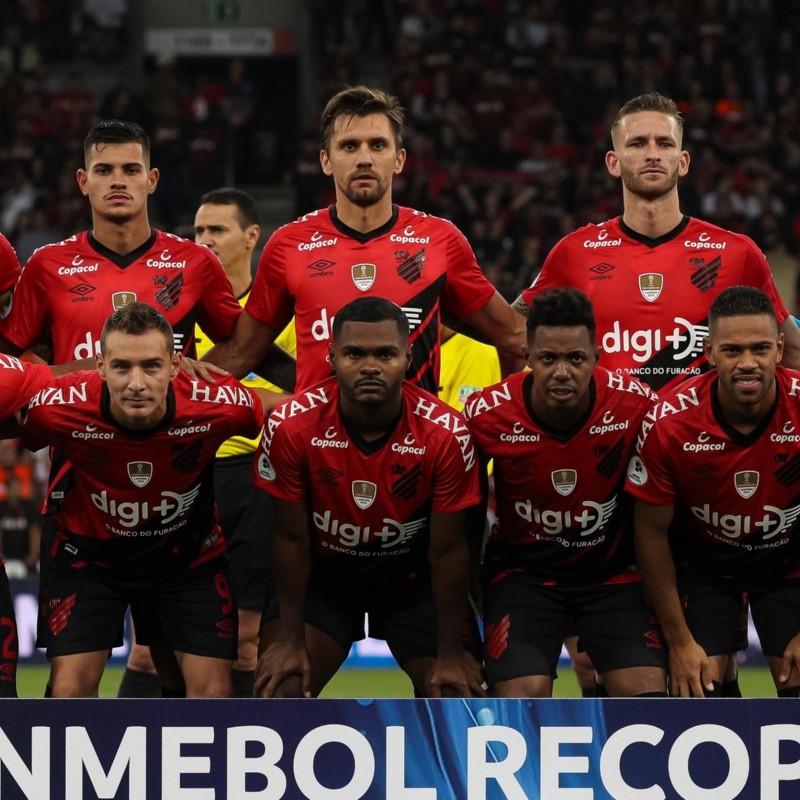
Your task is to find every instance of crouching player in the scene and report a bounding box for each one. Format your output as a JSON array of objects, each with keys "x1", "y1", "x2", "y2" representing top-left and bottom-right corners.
[{"x1": 21, "y1": 302, "x2": 266, "y2": 697}]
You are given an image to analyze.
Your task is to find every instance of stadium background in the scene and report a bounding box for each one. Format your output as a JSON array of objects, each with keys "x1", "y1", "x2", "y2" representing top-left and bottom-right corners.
[{"x1": 0, "y1": 0, "x2": 797, "y2": 696}]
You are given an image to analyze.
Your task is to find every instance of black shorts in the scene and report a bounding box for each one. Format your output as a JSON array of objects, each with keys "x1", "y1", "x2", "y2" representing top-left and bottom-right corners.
[
  {"x1": 482, "y1": 568, "x2": 666, "y2": 684},
  {"x1": 39, "y1": 546, "x2": 238, "y2": 661},
  {"x1": 679, "y1": 568, "x2": 798, "y2": 658},
  {"x1": 265, "y1": 572, "x2": 480, "y2": 667},
  {"x1": 215, "y1": 455, "x2": 273, "y2": 611}
]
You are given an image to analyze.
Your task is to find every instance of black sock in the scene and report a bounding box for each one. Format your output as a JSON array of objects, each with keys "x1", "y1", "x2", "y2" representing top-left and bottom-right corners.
[
  {"x1": 593, "y1": 681, "x2": 608, "y2": 698},
  {"x1": 232, "y1": 669, "x2": 255, "y2": 698},
  {"x1": 722, "y1": 678, "x2": 742, "y2": 697},
  {"x1": 117, "y1": 668, "x2": 161, "y2": 698},
  {"x1": 160, "y1": 684, "x2": 186, "y2": 698},
  {"x1": 702, "y1": 680, "x2": 722, "y2": 698},
  {"x1": 44, "y1": 681, "x2": 52, "y2": 698},
  {"x1": 634, "y1": 691, "x2": 668, "y2": 697},
  {"x1": 778, "y1": 686, "x2": 800, "y2": 698},
  {"x1": 581, "y1": 686, "x2": 595, "y2": 698}
]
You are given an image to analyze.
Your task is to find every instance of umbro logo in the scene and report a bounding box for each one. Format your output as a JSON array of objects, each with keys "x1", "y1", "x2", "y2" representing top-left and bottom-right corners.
[
  {"x1": 69, "y1": 283, "x2": 95, "y2": 296},
  {"x1": 307, "y1": 259, "x2": 335, "y2": 276},
  {"x1": 317, "y1": 467, "x2": 343, "y2": 485},
  {"x1": 589, "y1": 263, "x2": 614, "y2": 275}
]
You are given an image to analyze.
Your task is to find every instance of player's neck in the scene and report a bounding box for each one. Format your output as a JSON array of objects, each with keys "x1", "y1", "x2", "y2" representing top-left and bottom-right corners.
[
  {"x1": 333, "y1": 195, "x2": 394, "y2": 234},
  {"x1": 715, "y1": 383, "x2": 776, "y2": 436},
  {"x1": 621, "y1": 191, "x2": 683, "y2": 239},
  {"x1": 342, "y1": 396, "x2": 402, "y2": 440},
  {"x1": 225, "y1": 262, "x2": 252, "y2": 298},
  {"x1": 91, "y1": 217, "x2": 153, "y2": 255}
]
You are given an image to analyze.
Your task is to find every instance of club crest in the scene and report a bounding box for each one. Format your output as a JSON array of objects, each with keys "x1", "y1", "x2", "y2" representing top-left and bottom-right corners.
[
  {"x1": 128, "y1": 461, "x2": 153, "y2": 487},
  {"x1": 112, "y1": 291, "x2": 137, "y2": 311},
  {"x1": 638, "y1": 273, "x2": 663, "y2": 302},
  {"x1": 351, "y1": 263, "x2": 376, "y2": 291},
  {"x1": 352, "y1": 480, "x2": 377, "y2": 509},
  {"x1": 734, "y1": 471, "x2": 759, "y2": 499},
  {"x1": 552, "y1": 469, "x2": 577, "y2": 496}
]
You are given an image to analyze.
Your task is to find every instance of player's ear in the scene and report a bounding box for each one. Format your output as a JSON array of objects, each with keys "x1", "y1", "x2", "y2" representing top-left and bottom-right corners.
[
  {"x1": 320, "y1": 150, "x2": 332, "y2": 176},
  {"x1": 776, "y1": 331, "x2": 785, "y2": 364},
  {"x1": 245, "y1": 224, "x2": 260, "y2": 249},
  {"x1": 703, "y1": 336, "x2": 714, "y2": 365},
  {"x1": 404, "y1": 343, "x2": 412, "y2": 368},
  {"x1": 76, "y1": 168, "x2": 89, "y2": 196},
  {"x1": 96, "y1": 352, "x2": 105, "y2": 376},
  {"x1": 394, "y1": 148, "x2": 406, "y2": 174},
  {"x1": 594, "y1": 346, "x2": 601, "y2": 364},
  {"x1": 148, "y1": 167, "x2": 159, "y2": 195},
  {"x1": 327, "y1": 342, "x2": 335, "y2": 369},
  {"x1": 605, "y1": 150, "x2": 620, "y2": 178},
  {"x1": 678, "y1": 150, "x2": 690, "y2": 177}
]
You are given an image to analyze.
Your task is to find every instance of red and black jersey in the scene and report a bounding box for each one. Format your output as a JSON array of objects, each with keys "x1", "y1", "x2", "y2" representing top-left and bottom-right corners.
[
  {"x1": 0, "y1": 355, "x2": 51, "y2": 418},
  {"x1": 253, "y1": 377, "x2": 480, "y2": 582},
  {"x1": 463, "y1": 368, "x2": 655, "y2": 582},
  {"x1": 626, "y1": 368, "x2": 800, "y2": 583},
  {"x1": 0, "y1": 234, "x2": 21, "y2": 295},
  {"x1": 0, "y1": 229, "x2": 241, "y2": 362},
  {"x1": 246, "y1": 205, "x2": 496, "y2": 393},
  {"x1": 521, "y1": 216, "x2": 788, "y2": 392},
  {"x1": 21, "y1": 371, "x2": 263, "y2": 574}
]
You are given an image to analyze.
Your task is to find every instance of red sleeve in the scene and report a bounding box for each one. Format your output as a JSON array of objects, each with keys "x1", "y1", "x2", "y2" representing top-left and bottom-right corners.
[
  {"x1": 430, "y1": 427, "x2": 481, "y2": 513},
  {"x1": 245, "y1": 230, "x2": 294, "y2": 330},
  {"x1": 0, "y1": 358, "x2": 51, "y2": 418},
  {"x1": 0, "y1": 235, "x2": 21, "y2": 295},
  {"x1": 521, "y1": 236, "x2": 570, "y2": 307},
  {"x1": 253, "y1": 410, "x2": 306, "y2": 501},
  {"x1": 624, "y1": 419, "x2": 677, "y2": 505},
  {"x1": 194, "y1": 250, "x2": 243, "y2": 342},
  {"x1": 440, "y1": 222, "x2": 496, "y2": 317},
  {"x1": 0, "y1": 250, "x2": 49, "y2": 351}
]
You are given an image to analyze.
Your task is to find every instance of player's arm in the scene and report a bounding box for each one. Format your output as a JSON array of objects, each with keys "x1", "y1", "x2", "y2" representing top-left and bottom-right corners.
[
  {"x1": 203, "y1": 310, "x2": 295, "y2": 391},
  {"x1": 779, "y1": 317, "x2": 800, "y2": 372},
  {"x1": 454, "y1": 290, "x2": 526, "y2": 361},
  {"x1": 427, "y1": 509, "x2": 487, "y2": 698},
  {"x1": 254, "y1": 497, "x2": 312, "y2": 698},
  {"x1": 633, "y1": 499, "x2": 714, "y2": 698}
]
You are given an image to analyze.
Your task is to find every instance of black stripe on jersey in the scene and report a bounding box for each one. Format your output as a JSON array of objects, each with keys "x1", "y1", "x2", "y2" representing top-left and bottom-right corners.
[
  {"x1": 776, "y1": 452, "x2": 800, "y2": 487},
  {"x1": 172, "y1": 440, "x2": 203, "y2": 473},
  {"x1": 596, "y1": 437, "x2": 625, "y2": 478},
  {"x1": 155, "y1": 272, "x2": 184, "y2": 310},
  {"x1": 392, "y1": 463, "x2": 422, "y2": 500},
  {"x1": 690, "y1": 257, "x2": 721, "y2": 292},
  {"x1": 618, "y1": 215, "x2": 690, "y2": 248},
  {"x1": 329, "y1": 205, "x2": 399, "y2": 244},
  {"x1": 405, "y1": 276, "x2": 446, "y2": 395}
]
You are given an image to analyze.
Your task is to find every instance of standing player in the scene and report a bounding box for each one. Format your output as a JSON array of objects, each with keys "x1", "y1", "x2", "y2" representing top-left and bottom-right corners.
[
  {"x1": 253, "y1": 297, "x2": 486, "y2": 698},
  {"x1": 193, "y1": 187, "x2": 296, "y2": 697},
  {"x1": 21, "y1": 302, "x2": 266, "y2": 697},
  {"x1": 438, "y1": 325, "x2": 501, "y2": 412},
  {"x1": 0, "y1": 119, "x2": 255, "y2": 698},
  {"x1": 463, "y1": 288, "x2": 667, "y2": 697},
  {"x1": 515, "y1": 93, "x2": 800, "y2": 392},
  {"x1": 628, "y1": 286, "x2": 800, "y2": 697},
  {"x1": 202, "y1": 85, "x2": 525, "y2": 394}
]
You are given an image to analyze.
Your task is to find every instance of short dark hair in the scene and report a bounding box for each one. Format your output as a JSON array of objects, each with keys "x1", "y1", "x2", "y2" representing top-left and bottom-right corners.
[
  {"x1": 527, "y1": 288, "x2": 596, "y2": 343},
  {"x1": 199, "y1": 187, "x2": 260, "y2": 229},
  {"x1": 100, "y1": 301, "x2": 174, "y2": 354},
  {"x1": 332, "y1": 296, "x2": 410, "y2": 339},
  {"x1": 709, "y1": 286, "x2": 778, "y2": 330},
  {"x1": 321, "y1": 85, "x2": 405, "y2": 151},
  {"x1": 84, "y1": 119, "x2": 151, "y2": 161},
  {"x1": 611, "y1": 93, "x2": 684, "y2": 146}
]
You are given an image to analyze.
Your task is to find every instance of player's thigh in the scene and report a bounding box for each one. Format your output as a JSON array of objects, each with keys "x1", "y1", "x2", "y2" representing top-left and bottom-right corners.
[
  {"x1": 678, "y1": 568, "x2": 748, "y2": 657},
  {"x1": 132, "y1": 564, "x2": 238, "y2": 663},
  {"x1": 175, "y1": 651, "x2": 233, "y2": 698},
  {"x1": 50, "y1": 651, "x2": 108, "y2": 697},
  {"x1": 749, "y1": 583, "x2": 800, "y2": 689},
  {"x1": 574, "y1": 583, "x2": 667, "y2": 679},
  {"x1": 482, "y1": 568, "x2": 567, "y2": 687},
  {"x1": 214, "y1": 456, "x2": 273, "y2": 612}
]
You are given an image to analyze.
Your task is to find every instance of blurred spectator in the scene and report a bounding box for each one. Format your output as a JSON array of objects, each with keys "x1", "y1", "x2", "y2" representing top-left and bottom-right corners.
[
  {"x1": 0, "y1": 440, "x2": 32, "y2": 502},
  {"x1": 0, "y1": 474, "x2": 40, "y2": 577}
]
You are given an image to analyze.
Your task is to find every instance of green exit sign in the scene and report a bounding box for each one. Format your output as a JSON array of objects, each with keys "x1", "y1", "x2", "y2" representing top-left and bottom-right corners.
[{"x1": 202, "y1": 1, "x2": 241, "y2": 22}]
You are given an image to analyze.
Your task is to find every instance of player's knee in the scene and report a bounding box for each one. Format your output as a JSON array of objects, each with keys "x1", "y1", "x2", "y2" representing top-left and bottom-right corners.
[
  {"x1": 126, "y1": 643, "x2": 157, "y2": 674},
  {"x1": 235, "y1": 638, "x2": 259, "y2": 672},
  {"x1": 51, "y1": 674, "x2": 100, "y2": 698},
  {"x1": 186, "y1": 676, "x2": 233, "y2": 698}
]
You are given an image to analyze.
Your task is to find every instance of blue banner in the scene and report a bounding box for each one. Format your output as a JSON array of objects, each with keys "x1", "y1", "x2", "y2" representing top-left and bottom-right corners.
[{"x1": 0, "y1": 698, "x2": 797, "y2": 798}]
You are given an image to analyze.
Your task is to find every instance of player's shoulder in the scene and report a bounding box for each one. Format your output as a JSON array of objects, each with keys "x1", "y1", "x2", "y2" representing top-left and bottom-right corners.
[
  {"x1": 684, "y1": 217, "x2": 760, "y2": 252},
  {"x1": 462, "y1": 372, "x2": 523, "y2": 421},
  {"x1": 646, "y1": 371, "x2": 712, "y2": 424},
  {"x1": 550, "y1": 218, "x2": 622, "y2": 251},
  {"x1": 267, "y1": 376, "x2": 336, "y2": 430},
  {"x1": 153, "y1": 229, "x2": 217, "y2": 263},
  {"x1": 26, "y1": 368, "x2": 99, "y2": 412},
  {"x1": 268, "y1": 207, "x2": 337, "y2": 245},
  {"x1": 23, "y1": 232, "x2": 90, "y2": 268},
  {"x1": 594, "y1": 367, "x2": 657, "y2": 407},
  {"x1": 396, "y1": 206, "x2": 457, "y2": 233},
  {"x1": 173, "y1": 371, "x2": 256, "y2": 409}
]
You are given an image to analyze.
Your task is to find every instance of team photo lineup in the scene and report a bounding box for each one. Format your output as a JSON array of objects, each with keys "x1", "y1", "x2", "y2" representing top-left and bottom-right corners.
[{"x1": 0, "y1": 74, "x2": 797, "y2": 701}]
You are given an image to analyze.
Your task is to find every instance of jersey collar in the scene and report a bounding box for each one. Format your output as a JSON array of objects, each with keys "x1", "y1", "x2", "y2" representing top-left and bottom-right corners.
[
  {"x1": 710, "y1": 376, "x2": 778, "y2": 447},
  {"x1": 88, "y1": 230, "x2": 158, "y2": 268},
  {"x1": 618, "y1": 215, "x2": 690, "y2": 249},
  {"x1": 524, "y1": 372, "x2": 597, "y2": 443},
  {"x1": 329, "y1": 205, "x2": 400, "y2": 244}
]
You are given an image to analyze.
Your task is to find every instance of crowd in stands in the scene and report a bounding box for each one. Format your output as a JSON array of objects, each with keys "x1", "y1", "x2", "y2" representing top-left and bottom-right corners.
[{"x1": 1, "y1": 0, "x2": 800, "y2": 563}]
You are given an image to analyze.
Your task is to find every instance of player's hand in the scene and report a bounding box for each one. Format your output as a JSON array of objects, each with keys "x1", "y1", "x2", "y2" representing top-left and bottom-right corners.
[
  {"x1": 428, "y1": 651, "x2": 488, "y2": 698},
  {"x1": 778, "y1": 633, "x2": 800, "y2": 688},
  {"x1": 668, "y1": 639, "x2": 714, "y2": 697},
  {"x1": 253, "y1": 641, "x2": 312, "y2": 698},
  {"x1": 178, "y1": 355, "x2": 229, "y2": 383}
]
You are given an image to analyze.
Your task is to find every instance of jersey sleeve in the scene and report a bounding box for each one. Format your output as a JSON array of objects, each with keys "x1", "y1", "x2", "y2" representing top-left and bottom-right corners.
[
  {"x1": 0, "y1": 359, "x2": 52, "y2": 418},
  {"x1": 520, "y1": 236, "x2": 570, "y2": 307},
  {"x1": 0, "y1": 235, "x2": 21, "y2": 295},
  {"x1": 624, "y1": 419, "x2": 677, "y2": 505},
  {"x1": 430, "y1": 427, "x2": 481, "y2": 513},
  {"x1": 0, "y1": 250, "x2": 50, "y2": 351},
  {"x1": 253, "y1": 411, "x2": 306, "y2": 502},
  {"x1": 245, "y1": 231, "x2": 295, "y2": 330},
  {"x1": 440, "y1": 223, "x2": 497, "y2": 317},
  {"x1": 193, "y1": 250, "x2": 243, "y2": 342}
]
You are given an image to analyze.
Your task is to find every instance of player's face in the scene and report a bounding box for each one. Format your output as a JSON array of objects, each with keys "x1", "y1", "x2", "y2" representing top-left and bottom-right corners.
[
  {"x1": 320, "y1": 113, "x2": 406, "y2": 208},
  {"x1": 705, "y1": 314, "x2": 783, "y2": 413},
  {"x1": 97, "y1": 329, "x2": 180, "y2": 430},
  {"x1": 330, "y1": 319, "x2": 411, "y2": 406},
  {"x1": 525, "y1": 325, "x2": 599, "y2": 426},
  {"x1": 77, "y1": 142, "x2": 159, "y2": 224},
  {"x1": 194, "y1": 203, "x2": 258, "y2": 275},
  {"x1": 605, "y1": 111, "x2": 689, "y2": 200}
]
